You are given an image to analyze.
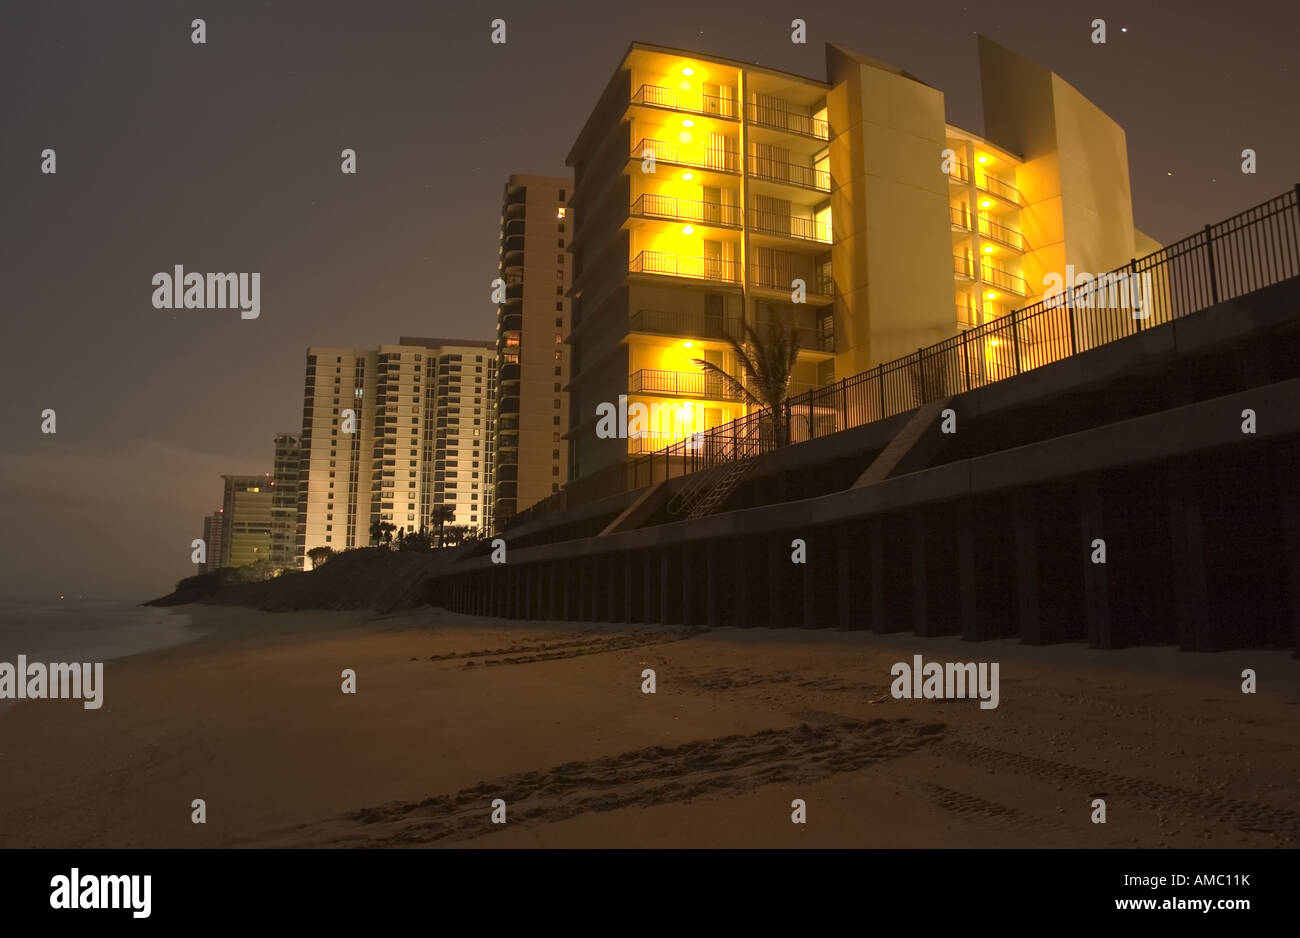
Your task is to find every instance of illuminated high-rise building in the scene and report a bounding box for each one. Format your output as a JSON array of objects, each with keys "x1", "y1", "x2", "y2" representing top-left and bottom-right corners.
[
  {"x1": 492, "y1": 174, "x2": 572, "y2": 528},
  {"x1": 563, "y1": 38, "x2": 1154, "y2": 489}
]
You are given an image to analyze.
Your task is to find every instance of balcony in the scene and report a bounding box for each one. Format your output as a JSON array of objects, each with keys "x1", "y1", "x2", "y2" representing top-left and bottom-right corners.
[
  {"x1": 748, "y1": 210, "x2": 831, "y2": 244},
  {"x1": 747, "y1": 102, "x2": 829, "y2": 140},
  {"x1": 629, "y1": 250, "x2": 740, "y2": 284},
  {"x1": 629, "y1": 308, "x2": 743, "y2": 341},
  {"x1": 947, "y1": 162, "x2": 971, "y2": 184},
  {"x1": 749, "y1": 266, "x2": 833, "y2": 298},
  {"x1": 978, "y1": 215, "x2": 1025, "y2": 251},
  {"x1": 747, "y1": 155, "x2": 830, "y2": 192},
  {"x1": 631, "y1": 84, "x2": 739, "y2": 120},
  {"x1": 954, "y1": 254, "x2": 975, "y2": 279},
  {"x1": 950, "y1": 205, "x2": 972, "y2": 230},
  {"x1": 981, "y1": 263, "x2": 1028, "y2": 295},
  {"x1": 631, "y1": 193, "x2": 742, "y2": 228},
  {"x1": 628, "y1": 368, "x2": 741, "y2": 401},
  {"x1": 977, "y1": 172, "x2": 1021, "y2": 204},
  {"x1": 631, "y1": 138, "x2": 740, "y2": 174}
]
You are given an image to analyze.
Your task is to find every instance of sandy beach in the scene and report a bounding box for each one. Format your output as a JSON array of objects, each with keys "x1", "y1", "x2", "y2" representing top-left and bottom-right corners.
[{"x1": 0, "y1": 604, "x2": 1296, "y2": 848}]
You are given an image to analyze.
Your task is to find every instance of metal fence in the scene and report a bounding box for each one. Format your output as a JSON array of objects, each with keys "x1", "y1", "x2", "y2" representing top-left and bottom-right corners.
[{"x1": 510, "y1": 186, "x2": 1300, "y2": 529}]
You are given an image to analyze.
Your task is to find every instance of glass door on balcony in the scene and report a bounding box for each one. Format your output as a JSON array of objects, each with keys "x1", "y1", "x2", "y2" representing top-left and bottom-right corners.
[
  {"x1": 703, "y1": 240, "x2": 723, "y2": 281},
  {"x1": 752, "y1": 141, "x2": 792, "y2": 183},
  {"x1": 704, "y1": 294, "x2": 725, "y2": 338},
  {"x1": 752, "y1": 194, "x2": 792, "y2": 236},
  {"x1": 705, "y1": 132, "x2": 730, "y2": 172},
  {"x1": 702, "y1": 186, "x2": 722, "y2": 225}
]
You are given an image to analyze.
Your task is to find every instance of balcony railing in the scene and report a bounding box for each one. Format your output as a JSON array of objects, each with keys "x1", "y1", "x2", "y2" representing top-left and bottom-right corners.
[
  {"x1": 629, "y1": 250, "x2": 740, "y2": 283},
  {"x1": 748, "y1": 210, "x2": 832, "y2": 243},
  {"x1": 631, "y1": 83, "x2": 739, "y2": 119},
  {"x1": 629, "y1": 308, "x2": 834, "y2": 352},
  {"x1": 631, "y1": 193, "x2": 742, "y2": 228},
  {"x1": 978, "y1": 172, "x2": 1021, "y2": 204},
  {"x1": 981, "y1": 263, "x2": 1028, "y2": 295},
  {"x1": 950, "y1": 205, "x2": 972, "y2": 230},
  {"x1": 747, "y1": 155, "x2": 830, "y2": 192},
  {"x1": 978, "y1": 216, "x2": 1025, "y2": 251},
  {"x1": 749, "y1": 265, "x2": 833, "y2": 298},
  {"x1": 948, "y1": 162, "x2": 971, "y2": 184},
  {"x1": 628, "y1": 368, "x2": 741, "y2": 400},
  {"x1": 628, "y1": 308, "x2": 743, "y2": 340},
  {"x1": 631, "y1": 138, "x2": 741, "y2": 174},
  {"x1": 954, "y1": 254, "x2": 975, "y2": 278},
  {"x1": 747, "y1": 102, "x2": 829, "y2": 140}
]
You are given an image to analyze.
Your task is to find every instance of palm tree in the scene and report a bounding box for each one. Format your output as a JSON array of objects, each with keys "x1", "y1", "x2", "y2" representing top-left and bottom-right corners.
[
  {"x1": 431, "y1": 504, "x2": 456, "y2": 548},
  {"x1": 692, "y1": 318, "x2": 800, "y2": 447}
]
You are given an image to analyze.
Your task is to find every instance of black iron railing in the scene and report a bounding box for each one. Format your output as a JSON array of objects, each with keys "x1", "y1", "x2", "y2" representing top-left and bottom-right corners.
[
  {"x1": 631, "y1": 194, "x2": 742, "y2": 228},
  {"x1": 632, "y1": 84, "x2": 739, "y2": 119},
  {"x1": 747, "y1": 155, "x2": 830, "y2": 191},
  {"x1": 631, "y1": 138, "x2": 741, "y2": 173}
]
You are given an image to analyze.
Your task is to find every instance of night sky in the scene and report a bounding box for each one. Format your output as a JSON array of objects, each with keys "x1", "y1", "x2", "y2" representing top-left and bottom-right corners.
[{"x1": 1, "y1": 0, "x2": 1296, "y2": 599}]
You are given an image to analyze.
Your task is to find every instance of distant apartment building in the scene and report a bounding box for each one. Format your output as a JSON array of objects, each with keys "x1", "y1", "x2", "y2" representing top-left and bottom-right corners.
[
  {"x1": 220, "y1": 474, "x2": 274, "y2": 567},
  {"x1": 493, "y1": 174, "x2": 572, "y2": 528},
  {"x1": 270, "y1": 432, "x2": 301, "y2": 568},
  {"x1": 199, "y1": 509, "x2": 225, "y2": 573},
  {"x1": 295, "y1": 338, "x2": 496, "y2": 569},
  {"x1": 563, "y1": 38, "x2": 1154, "y2": 486}
]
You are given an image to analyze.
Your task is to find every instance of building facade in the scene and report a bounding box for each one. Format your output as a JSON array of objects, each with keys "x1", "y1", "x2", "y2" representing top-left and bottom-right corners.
[
  {"x1": 295, "y1": 338, "x2": 495, "y2": 569},
  {"x1": 493, "y1": 174, "x2": 572, "y2": 528},
  {"x1": 199, "y1": 509, "x2": 225, "y2": 573},
  {"x1": 220, "y1": 474, "x2": 274, "y2": 568},
  {"x1": 563, "y1": 38, "x2": 1150, "y2": 487},
  {"x1": 270, "y1": 432, "x2": 301, "y2": 568}
]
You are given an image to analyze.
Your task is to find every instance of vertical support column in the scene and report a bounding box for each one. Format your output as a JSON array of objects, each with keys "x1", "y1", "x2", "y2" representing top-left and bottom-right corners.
[
  {"x1": 624, "y1": 552, "x2": 635, "y2": 623},
  {"x1": 587, "y1": 555, "x2": 601, "y2": 622},
  {"x1": 837, "y1": 522, "x2": 854, "y2": 630},
  {"x1": 870, "y1": 516, "x2": 888, "y2": 633},
  {"x1": 1013, "y1": 489, "x2": 1041, "y2": 644},
  {"x1": 802, "y1": 532, "x2": 818, "y2": 629},
  {"x1": 767, "y1": 536, "x2": 784, "y2": 628},
  {"x1": 734, "y1": 538, "x2": 749, "y2": 627},
  {"x1": 642, "y1": 549, "x2": 655, "y2": 624},
  {"x1": 659, "y1": 549, "x2": 673, "y2": 626},
  {"x1": 1276, "y1": 441, "x2": 1300, "y2": 657},
  {"x1": 1169, "y1": 463, "x2": 1212, "y2": 651},
  {"x1": 957, "y1": 500, "x2": 979, "y2": 641},
  {"x1": 1079, "y1": 480, "x2": 1113, "y2": 648},
  {"x1": 911, "y1": 513, "x2": 928, "y2": 636},
  {"x1": 681, "y1": 542, "x2": 697, "y2": 627},
  {"x1": 706, "y1": 540, "x2": 722, "y2": 628}
]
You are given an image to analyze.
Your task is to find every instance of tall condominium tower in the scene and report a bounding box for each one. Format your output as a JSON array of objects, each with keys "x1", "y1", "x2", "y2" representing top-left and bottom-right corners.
[
  {"x1": 562, "y1": 38, "x2": 1153, "y2": 491},
  {"x1": 220, "y1": 474, "x2": 274, "y2": 568},
  {"x1": 270, "y1": 432, "x2": 301, "y2": 568},
  {"x1": 296, "y1": 338, "x2": 496, "y2": 569},
  {"x1": 199, "y1": 509, "x2": 225, "y2": 573},
  {"x1": 493, "y1": 174, "x2": 572, "y2": 528}
]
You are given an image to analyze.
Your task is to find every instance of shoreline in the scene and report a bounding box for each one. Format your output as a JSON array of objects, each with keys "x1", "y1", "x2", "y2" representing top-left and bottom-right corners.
[{"x1": 0, "y1": 604, "x2": 1296, "y2": 848}]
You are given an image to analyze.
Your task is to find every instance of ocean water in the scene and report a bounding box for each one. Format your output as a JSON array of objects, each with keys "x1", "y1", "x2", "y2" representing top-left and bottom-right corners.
[{"x1": 0, "y1": 600, "x2": 205, "y2": 708}]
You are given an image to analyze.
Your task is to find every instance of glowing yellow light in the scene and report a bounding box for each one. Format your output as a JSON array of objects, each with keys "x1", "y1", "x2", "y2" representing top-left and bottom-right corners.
[
  {"x1": 678, "y1": 131, "x2": 693, "y2": 144},
  {"x1": 980, "y1": 200, "x2": 992, "y2": 208},
  {"x1": 557, "y1": 207, "x2": 566, "y2": 219},
  {"x1": 986, "y1": 292, "x2": 997, "y2": 299},
  {"x1": 682, "y1": 67, "x2": 694, "y2": 76},
  {"x1": 989, "y1": 338, "x2": 1000, "y2": 346},
  {"x1": 682, "y1": 225, "x2": 694, "y2": 235},
  {"x1": 679, "y1": 81, "x2": 691, "y2": 91},
  {"x1": 682, "y1": 171, "x2": 693, "y2": 180},
  {"x1": 681, "y1": 118, "x2": 694, "y2": 127},
  {"x1": 983, "y1": 245, "x2": 994, "y2": 253},
  {"x1": 683, "y1": 341, "x2": 694, "y2": 348},
  {"x1": 977, "y1": 155, "x2": 989, "y2": 164}
]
